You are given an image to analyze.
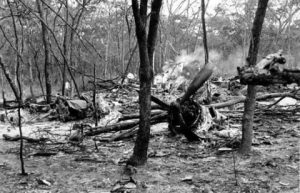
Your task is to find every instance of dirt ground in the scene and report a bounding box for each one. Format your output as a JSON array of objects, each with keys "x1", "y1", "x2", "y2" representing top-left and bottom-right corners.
[{"x1": 0, "y1": 109, "x2": 299, "y2": 193}]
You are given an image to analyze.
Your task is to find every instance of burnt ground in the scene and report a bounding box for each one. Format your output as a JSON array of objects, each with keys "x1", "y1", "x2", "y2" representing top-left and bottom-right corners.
[
  {"x1": 0, "y1": 85, "x2": 299, "y2": 193},
  {"x1": 0, "y1": 110, "x2": 299, "y2": 193}
]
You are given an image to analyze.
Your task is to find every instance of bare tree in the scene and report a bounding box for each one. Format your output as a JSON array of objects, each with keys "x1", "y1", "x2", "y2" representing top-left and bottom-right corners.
[
  {"x1": 239, "y1": 0, "x2": 269, "y2": 154},
  {"x1": 127, "y1": 0, "x2": 162, "y2": 166},
  {"x1": 62, "y1": 0, "x2": 69, "y2": 96},
  {"x1": 36, "y1": 0, "x2": 52, "y2": 104}
]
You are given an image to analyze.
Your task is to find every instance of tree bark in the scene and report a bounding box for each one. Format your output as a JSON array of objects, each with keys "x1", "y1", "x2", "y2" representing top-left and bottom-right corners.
[
  {"x1": 36, "y1": 0, "x2": 52, "y2": 104},
  {"x1": 62, "y1": 0, "x2": 69, "y2": 96},
  {"x1": 28, "y1": 59, "x2": 35, "y2": 99},
  {"x1": 238, "y1": 67, "x2": 300, "y2": 85},
  {"x1": 68, "y1": 0, "x2": 86, "y2": 97},
  {"x1": 127, "y1": 0, "x2": 162, "y2": 166},
  {"x1": 239, "y1": 0, "x2": 269, "y2": 154},
  {"x1": 33, "y1": 52, "x2": 45, "y2": 97},
  {"x1": 201, "y1": 0, "x2": 209, "y2": 64}
]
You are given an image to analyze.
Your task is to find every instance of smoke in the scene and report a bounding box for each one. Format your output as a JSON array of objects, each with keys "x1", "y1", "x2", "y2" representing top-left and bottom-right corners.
[
  {"x1": 154, "y1": 47, "x2": 246, "y2": 92},
  {"x1": 154, "y1": 48, "x2": 222, "y2": 91},
  {"x1": 215, "y1": 48, "x2": 245, "y2": 76}
]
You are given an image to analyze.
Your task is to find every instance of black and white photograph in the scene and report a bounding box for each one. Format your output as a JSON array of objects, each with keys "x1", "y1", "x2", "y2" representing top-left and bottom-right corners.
[{"x1": 0, "y1": 0, "x2": 299, "y2": 192}]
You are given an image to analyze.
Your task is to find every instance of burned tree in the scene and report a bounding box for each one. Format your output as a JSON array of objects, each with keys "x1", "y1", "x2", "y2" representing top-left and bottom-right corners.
[
  {"x1": 36, "y1": 0, "x2": 52, "y2": 104},
  {"x1": 239, "y1": 0, "x2": 269, "y2": 154},
  {"x1": 127, "y1": 0, "x2": 162, "y2": 166},
  {"x1": 238, "y1": 50, "x2": 300, "y2": 86}
]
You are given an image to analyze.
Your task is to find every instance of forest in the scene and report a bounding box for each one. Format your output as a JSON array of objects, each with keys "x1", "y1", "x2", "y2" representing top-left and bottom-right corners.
[{"x1": 0, "y1": 0, "x2": 299, "y2": 192}]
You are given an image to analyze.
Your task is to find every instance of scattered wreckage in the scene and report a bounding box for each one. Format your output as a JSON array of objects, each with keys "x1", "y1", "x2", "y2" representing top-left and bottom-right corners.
[{"x1": 1, "y1": 51, "x2": 299, "y2": 147}]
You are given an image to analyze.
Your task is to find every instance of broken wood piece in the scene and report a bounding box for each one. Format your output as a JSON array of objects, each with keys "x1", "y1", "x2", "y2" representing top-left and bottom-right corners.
[
  {"x1": 84, "y1": 112, "x2": 168, "y2": 136},
  {"x1": 108, "y1": 125, "x2": 139, "y2": 142},
  {"x1": 109, "y1": 113, "x2": 168, "y2": 141},
  {"x1": 30, "y1": 152, "x2": 58, "y2": 157},
  {"x1": 238, "y1": 67, "x2": 300, "y2": 86},
  {"x1": 74, "y1": 156, "x2": 105, "y2": 163},
  {"x1": 256, "y1": 50, "x2": 285, "y2": 70},
  {"x1": 150, "y1": 95, "x2": 170, "y2": 110},
  {"x1": 28, "y1": 103, "x2": 51, "y2": 113},
  {"x1": 209, "y1": 92, "x2": 299, "y2": 109},
  {"x1": 119, "y1": 110, "x2": 165, "y2": 121},
  {"x1": 84, "y1": 121, "x2": 139, "y2": 136},
  {"x1": 3, "y1": 134, "x2": 48, "y2": 143},
  {"x1": 238, "y1": 51, "x2": 299, "y2": 86}
]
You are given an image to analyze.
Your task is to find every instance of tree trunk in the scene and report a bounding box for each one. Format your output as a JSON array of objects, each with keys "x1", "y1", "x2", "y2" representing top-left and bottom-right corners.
[
  {"x1": 127, "y1": 0, "x2": 162, "y2": 166},
  {"x1": 62, "y1": 0, "x2": 69, "y2": 96},
  {"x1": 239, "y1": 0, "x2": 269, "y2": 154},
  {"x1": 33, "y1": 53, "x2": 45, "y2": 97},
  {"x1": 7, "y1": 0, "x2": 22, "y2": 102},
  {"x1": 36, "y1": 0, "x2": 52, "y2": 104},
  {"x1": 28, "y1": 59, "x2": 35, "y2": 99},
  {"x1": 0, "y1": 57, "x2": 20, "y2": 101},
  {"x1": 201, "y1": 0, "x2": 209, "y2": 64},
  {"x1": 104, "y1": 10, "x2": 111, "y2": 78}
]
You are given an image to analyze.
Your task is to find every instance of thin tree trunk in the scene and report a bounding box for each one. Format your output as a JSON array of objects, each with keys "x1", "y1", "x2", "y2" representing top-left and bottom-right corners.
[
  {"x1": 33, "y1": 53, "x2": 45, "y2": 97},
  {"x1": 36, "y1": 0, "x2": 52, "y2": 104},
  {"x1": 0, "y1": 57, "x2": 20, "y2": 101},
  {"x1": 7, "y1": 0, "x2": 21, "y2": 101},
  {"x1": 93, "y1": 63, "x2": 98, "y2": 126},
  {"x1": 62, "y1": 0, "x2": 69, "y2": 96},
  {"x1": 121, "y1": 43, "x2": 138, "y2": 84},
  {"x1": 67, "y1": 0, "x2": 87, "y2": 96},
  {"x1": 121, "y1": 14, "x2": 125, "y2": 74},
  {"x1": 239, "y1": 0, "x2": 269, "y2": 154},
  {"x1": 0, "y1": 57, "x2": 25, "y2": 174},
  {"x1": 78, "y1": 46, "x2": 85, "y2": 90},
  {"x1": 28, "y1": 59, "x2": 35, "y2": 99},
  {"x1": 69, "y1": 32, "x2": 81, "y2": 97},
  {"x1": 127, "y1": 0, "x2": 162, "y2": 166},
  {"x1": 105, "y1": 16, "x2": 111, "y2": 78},
  {"x1": 7, "y1": 2, "x2": 25, "y2": 171},
  {"x1": 201, "y1": 0, "x2": 209, "y2": 64}
]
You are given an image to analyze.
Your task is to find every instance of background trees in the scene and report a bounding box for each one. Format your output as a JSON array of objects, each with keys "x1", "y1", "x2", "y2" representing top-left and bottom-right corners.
[{"x1": 0, "y1": 0, "x2": 299, "y2": 100}]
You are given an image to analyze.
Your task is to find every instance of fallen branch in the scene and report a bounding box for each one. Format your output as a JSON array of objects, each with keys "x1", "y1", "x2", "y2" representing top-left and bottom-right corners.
[
  {"x1": 238, "y1": 51, "x2": 300, "y2": 86},
  {"x1": 150, "y1": 95, "x2": 170, "y2": 110},
  {"x1": 84, "y1": 112, "x2": 167, "y2": 136},
  {"x1": 119, "y1": 110, "x2": 165, "y2": 121},
  {"x1": 239, "y1": 68, "x2": 300, "y2": 86},
  {"x1": 30, "y1": 152, "x2": 58, "y2": 157},
  {"x1": 3, "y1": 134, "x2": 48, "y2": 143},
  {"x1": 209, "y1": 92, "x2": 299, "y2": 109},
  {"x1": 108, "y1": 125, "x2": 139, "y2": 142},
  {"x1": 109, "y1": 112, "x2": 169, "y2": 141}
]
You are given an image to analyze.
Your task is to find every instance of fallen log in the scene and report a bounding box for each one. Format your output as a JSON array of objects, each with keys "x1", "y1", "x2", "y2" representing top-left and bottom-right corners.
[
  {"x1": 30, "y1": 152, "x2": 58, "y2": 157},
  {"x1": 108, "y1": 125, "x2": 139, "y2": 142},
  {"x1": 151, "y1": 95, "x2": 170, "y2": 110},
  {"x1": 84, "y1": 121, "x2": 139, "y2": 136},
  {"x1": 84, "y1": 112, "x2": 167, "y2": 136},
  {"x1": 109, "y1": 112, "x2": 169, "y2": 141},
  {"x1": 238, "y1": 68, "x2": 300, "y2": 86},
  {"x1": 3, "y1": 134, "x2": 49, "y2": 143},
  {"x1": 119, "y1": 110, "x2": 165, "y2": 121},
  {"x1": 209, "y1": 91, "x2": 299, "y2": 109},
  {"x1": 238, "y1": 50, "x2": 300, "y2": 86}
]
